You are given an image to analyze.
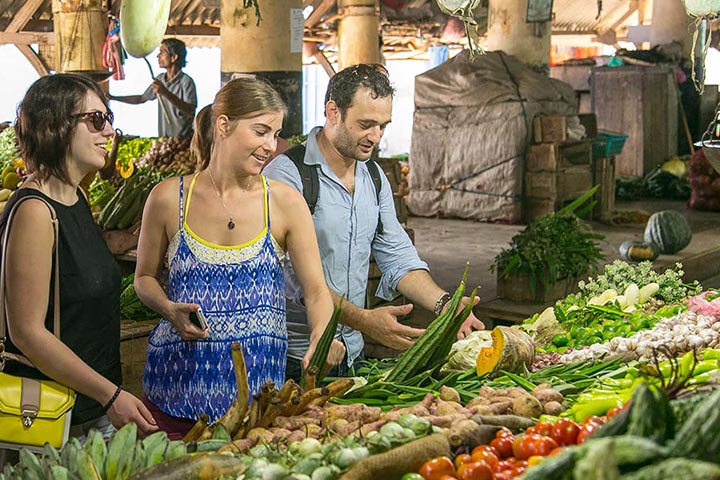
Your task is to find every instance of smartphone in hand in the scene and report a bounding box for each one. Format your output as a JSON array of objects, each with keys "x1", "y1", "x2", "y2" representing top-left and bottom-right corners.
[{"x1": 188, "y1": 308, "x2": 209, "y2": 330}]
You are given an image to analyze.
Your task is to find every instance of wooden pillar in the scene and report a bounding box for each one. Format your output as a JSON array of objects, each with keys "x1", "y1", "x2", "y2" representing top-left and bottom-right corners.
[
  {"x1": 221, "y1": 0, "x2": 303, "y2": 136},
  {"x1": 486, "y1": 0, "x2": 551, "y2": 73},
  {"x1": 52, "y1": 0, "x2": 107, "y2": 73},
  {"x1": 649, "y1": 0, "x2": 691, "y2": 54},
  {"x1": 337, "y1": 0, "x2": 380, "y2": 70}
]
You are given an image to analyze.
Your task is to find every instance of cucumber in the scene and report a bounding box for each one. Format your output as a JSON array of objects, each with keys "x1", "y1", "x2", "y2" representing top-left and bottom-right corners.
[
  {"x1": 670, "y1": 389, "x2": 720, "y2": 463},
  {"x1": 620, "y1": 458, "x2": 720, "y2": 480}
]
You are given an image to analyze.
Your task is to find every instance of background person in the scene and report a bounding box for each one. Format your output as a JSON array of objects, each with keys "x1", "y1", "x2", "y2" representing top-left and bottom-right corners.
[
  {"x1": 134, "y1": 77, "x2": 344, "y2": 439},
  {"x1": 109, "y1": 38, "x2": 197, "y2": 138},
  {"x1": 2, "y1": 74, "x2": 157, "y2": 442},
  {"x1": 263, "y1": 64, "x2": 484, "y2": 380}
]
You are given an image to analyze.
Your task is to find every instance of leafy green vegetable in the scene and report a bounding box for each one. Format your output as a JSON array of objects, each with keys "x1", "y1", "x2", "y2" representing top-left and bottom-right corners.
[
  {"x1": 0, "y1": 127, "x2": 20, "y2": 168},
  {"x1": 492, "y1": 187, "x2": 605, "y2": 296}
]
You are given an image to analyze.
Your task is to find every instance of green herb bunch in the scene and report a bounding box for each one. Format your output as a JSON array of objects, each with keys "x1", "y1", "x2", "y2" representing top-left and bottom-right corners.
[{"x1": 491, "y1": 188, "x2": 605, "y2": 295}]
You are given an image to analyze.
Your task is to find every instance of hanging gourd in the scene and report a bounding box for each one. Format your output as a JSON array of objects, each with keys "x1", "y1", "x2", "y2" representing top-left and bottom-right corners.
[
  {"x1": 119, "y1": 0, "x2": 172, "y2": 58},
  {"x1": 682, "y1": 0, "x2": 720, "y2": 93}
]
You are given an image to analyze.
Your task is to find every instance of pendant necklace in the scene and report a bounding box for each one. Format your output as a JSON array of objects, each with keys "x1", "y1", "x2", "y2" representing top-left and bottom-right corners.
[{"x1": 207, "y1": 169, "x2": 252, "y2": 231}]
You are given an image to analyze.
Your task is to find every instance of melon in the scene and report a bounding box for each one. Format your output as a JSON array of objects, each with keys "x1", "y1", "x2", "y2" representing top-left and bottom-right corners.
[
  {"x1": 120, "y1": 0, "x2": 172, "y2": 58},
  {"x1": 643, "y1": 210, "x2": 692, "y2": 254}
]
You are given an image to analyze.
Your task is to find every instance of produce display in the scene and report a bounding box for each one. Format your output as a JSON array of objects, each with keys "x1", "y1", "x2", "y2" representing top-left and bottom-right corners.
[{"x1": 0, "y1": 127, "x2": 27, "y2": 212}]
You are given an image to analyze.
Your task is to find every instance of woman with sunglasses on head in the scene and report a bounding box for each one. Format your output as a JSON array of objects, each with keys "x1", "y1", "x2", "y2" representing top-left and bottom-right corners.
[
  {"x1": 134, "y1": 77, "x2": 344, "y2": 439},
  {"x1": 0, "y1": 74, "x2": 158, "y2": 442}
]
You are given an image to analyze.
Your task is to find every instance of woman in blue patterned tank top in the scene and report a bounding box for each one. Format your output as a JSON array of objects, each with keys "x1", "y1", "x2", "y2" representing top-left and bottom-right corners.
[{"x1": 134, "y1": 78, "x2": 345, "y2": 438}]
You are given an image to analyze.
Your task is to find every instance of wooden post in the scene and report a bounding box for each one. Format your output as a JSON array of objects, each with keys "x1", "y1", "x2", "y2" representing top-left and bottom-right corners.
[
  {"x1": 221, "y1": 0, "x2": 303, "y2": 136},
  {"x1": 337, "y1": 0, "x2": 380, "y2": 70},
  {"x1": 52, "y1": 0, "x2": 107, "y2": 74},
  {"x1": 486, "y1": 0, "x2": 551, "y2": 74}
]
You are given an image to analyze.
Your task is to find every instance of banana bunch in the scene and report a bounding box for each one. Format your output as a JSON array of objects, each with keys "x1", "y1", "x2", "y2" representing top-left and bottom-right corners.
[{"x1": 1, "y1": 422, "x2": 198, "y2": 480}]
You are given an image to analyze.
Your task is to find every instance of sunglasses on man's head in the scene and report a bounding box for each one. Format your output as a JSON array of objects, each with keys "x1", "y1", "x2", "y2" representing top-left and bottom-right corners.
[{"x1": 73, "y1": 111, "x2": 114, "y2": 131}]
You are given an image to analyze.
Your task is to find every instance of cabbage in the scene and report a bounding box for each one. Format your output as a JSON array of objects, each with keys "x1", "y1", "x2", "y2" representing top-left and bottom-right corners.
[
  {"x1": 442, "y1": 330, "x2": 493, "y2": 372},
  {"x1": 660, "y1": 157, "x2": 688, "y2": 178},
  {"x1": 120, "y1": 0, "x2": 172, "y2": 58}
]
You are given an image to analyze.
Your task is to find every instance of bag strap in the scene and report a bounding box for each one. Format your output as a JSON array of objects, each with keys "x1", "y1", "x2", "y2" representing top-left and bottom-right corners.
[
  {"x1": 284, "y1": 144, "x2": 320, "y2": 215},
  {"x1": 0, "y1": 194, "x2": 60, "y2": 370},
  {"x1": 365, "y1": 159, "x2": 384, "y2": 235}
]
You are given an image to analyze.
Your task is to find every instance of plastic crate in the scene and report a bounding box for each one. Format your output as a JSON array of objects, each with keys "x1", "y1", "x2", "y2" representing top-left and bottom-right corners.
[{"x1": 592, "y1": 130, "x2": 628, "y2": 158}]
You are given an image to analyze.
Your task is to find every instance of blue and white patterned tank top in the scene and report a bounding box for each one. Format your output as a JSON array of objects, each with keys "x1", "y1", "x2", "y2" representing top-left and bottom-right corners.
[{"x1": 143, "y1": 174, "x2": 287, "y2": 422}]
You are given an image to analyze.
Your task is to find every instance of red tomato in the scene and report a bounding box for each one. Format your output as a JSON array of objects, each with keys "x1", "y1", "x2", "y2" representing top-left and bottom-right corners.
[
  {"x1": 495, "y1": 472, "x2": 512, "y2": 480},
  {"x1": 455, "y1": 454, "x2": 473, "y2": 470},
  {"x1": 457, "y1": 461, "x2": 494, "y2": 480},
  {"x1": 472, "y1": 445, "x2": 501, "y2": 459},
  {"x1": 582, "y1": 416, "x2": 605, "y2": 427},
  {"x1": 495, "y1": 459, "x2": 517, "y2": 472},
  {"x1": 576, "y1": 423, "x2": 600, "y2": 444},
  {"x1": 535, "y1": 436, "x2": 559, "y2": 456},
  {"x1": 606, "y1": 406, "x2": 624, "y2": 419},
  {"x1": 512, "y1": 435, "x2": 534, "y2": 460},
  {"x1": 550, "y1": 418, "x2": 580, "y2": 446},
  {"x1": 527, "y1": 421, "x2": 553, "y2": 437},
  {"x1": 438, "y1": 476, "x2": 459, "y2": 480},
  {"x1": 470, "y1": 449, "x2": 499, "y2": 469},
  {"x1": 419, "y1": 457, "x2": 456, "y2": 480},
  {"x1": 490, "y1": 436, "x2": 514, "y2": 459},
  {"x1": 510, "y1": 464, "x2": 527, "y2": 477},
  {"x1": 495, "y1": 427, "x2": 513, "y2": 438}
]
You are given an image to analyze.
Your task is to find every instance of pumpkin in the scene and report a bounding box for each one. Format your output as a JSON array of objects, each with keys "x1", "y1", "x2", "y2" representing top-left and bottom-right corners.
[
  {"x1": 643, "y1": 210, "x2": 692, "y2": 254},
  {"x1": 619, "y1": 241, "x2": 660, "y2": 262}
]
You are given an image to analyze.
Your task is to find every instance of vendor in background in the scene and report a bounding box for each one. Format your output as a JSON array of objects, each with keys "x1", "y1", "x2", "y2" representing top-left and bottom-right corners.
[
  {"x1": 263, "y1": 64, "x2": 484, "y2": 381},
  {"x1": 2, "y1": 74, "x2": 157, "y2": 441},
  {"x1": 109, "y1": 38, "x2": 197, "y2": 138},
  {"x1": 134, "y1": 78, "x2": 344, "y2": 439}
]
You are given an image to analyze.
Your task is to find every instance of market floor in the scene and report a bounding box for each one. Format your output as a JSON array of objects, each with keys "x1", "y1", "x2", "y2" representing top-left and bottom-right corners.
[{"x1": 362, "y1": 199, "x2": 720, "y2": 357}]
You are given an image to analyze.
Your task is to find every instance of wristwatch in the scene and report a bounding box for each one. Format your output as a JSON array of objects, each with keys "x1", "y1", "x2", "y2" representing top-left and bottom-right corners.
[{"x1": 434, "y1": 292, "x2": 452, "y2": 316}]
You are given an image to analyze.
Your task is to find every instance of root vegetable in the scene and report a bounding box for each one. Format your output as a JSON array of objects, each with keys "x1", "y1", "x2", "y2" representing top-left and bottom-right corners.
[
  {"x1": 286, "y1": 430, "x2": 306, "y2": 443},
  {"x1": 218, "y1": 437, "x2": 257, "y2": 454},
  {"x1": 322, "y1": 404, "x2": 382, "y2": 426},
  {"x1": 511, "y1": 395, "x2": 543, "y2": 418},
  {"x1": 269, "y1": 428, "x2": 292, "y2": 443},
  {"x1": 359, "y1": 420, "x2": 387, "y2": 437},
  {"x1": 543, "y1": 401, "x2": 565, "y2": 415},
  {"x1": 434, "y1": 399, "x2": 465, "y2": 416},
  {"x1": 439, "y1": 386, "x2": 461, "y2": 403},
  {"x1": 246, "y1": 428, "x2": 273, "y2": 444},
  {"x1": 472, "y1": 414, "x2": 535, "y2": 431},
  {"x1": 466, "y1": 397, "x2": 492, "y2": 409},
  {"x1": 271, "y1": 416, "x2": 320, "y2": 430},
  {"x1": 428, "y1": 413, "x2": 470, "y2": 427},
  {"x1": 476, "y1": 326, "x2": 535, "y2": 377},
  {"x1": 341, "y1": 434, "x2": 451, "y2": 480},
  {"x1": 383, "y1": 405, "x2": 431, "y2": 422},
  {"x1": 474, "y1": 401, "x2": 513, "y2": 416},
  {"x1": 533, "y1": 388, "x2": 564, "y2": 405},
  {"x1": 447, "y1": 419, "x2": 501, "y2": 449}
]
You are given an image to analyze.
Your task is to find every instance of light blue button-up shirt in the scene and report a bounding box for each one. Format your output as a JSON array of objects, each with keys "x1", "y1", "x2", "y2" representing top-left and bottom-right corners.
[{"x1": 263, "y1": 127, "x2": 428, "y2": 365}]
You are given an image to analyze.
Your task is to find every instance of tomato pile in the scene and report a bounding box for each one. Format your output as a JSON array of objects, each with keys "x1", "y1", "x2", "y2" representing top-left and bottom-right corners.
[{"x1": 409, "y1": 416, "x2": 611, "y2": 480}]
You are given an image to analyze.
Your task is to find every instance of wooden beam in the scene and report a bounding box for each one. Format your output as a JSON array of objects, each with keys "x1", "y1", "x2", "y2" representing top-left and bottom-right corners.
[
  {"x1": 16, "y1": 44, "x2": 49, "y2": 76},
  {"x1": 608, "y1": 1, "x2": 639, "y2": 33},
  {"x1": 6, "y1": 0, "x2": 45, "y2": 33},
  {"x1": 0, "y1": 31, "x2": 54, "y2": 45},
  {"x1": 164, "y1": 24, "x2": 220, "y2": 37},
  {"x1": 306, "y1": 0, "x2": 336, "y2": 29}
]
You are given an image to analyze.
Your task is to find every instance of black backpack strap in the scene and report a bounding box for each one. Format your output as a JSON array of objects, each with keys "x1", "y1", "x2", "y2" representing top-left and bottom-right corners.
[
  {"x1": 284, "y1": 144, "x2": 320, "y2": 215},
  {"x1": 366, "y1": 160, "x2": 384, "y2": 235}
]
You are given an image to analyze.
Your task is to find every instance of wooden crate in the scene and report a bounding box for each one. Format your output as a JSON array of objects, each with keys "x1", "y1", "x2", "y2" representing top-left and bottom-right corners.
[
  {"x1": 533, "y1": 115, "x2": 568, "y2": 144},
  {"x1": 497, "y1": 271, "x2": 581, "y2": 303},
  {"x1": 592, "y1": 156, "x2": 616, "y2": 219},
  {"x1": 375, "y1": 157, "x2": 403, "y2": 193},
  {"x1": 525, "y1": 164, "x2": 593, "y2": 202},
  {"x1": 527, "y1": 140, "x2": 593, "y2": 171}
]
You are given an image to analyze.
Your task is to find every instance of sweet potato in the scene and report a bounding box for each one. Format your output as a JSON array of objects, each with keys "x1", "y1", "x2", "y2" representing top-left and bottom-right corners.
[
  {"x1": 466, "y1": 397, "x2": 492, "y2": 410},
  {"x1": 359, "y1": 420, "x2": 387, "y2": 437},
  {"x1": 532, "y1": 388, "x2": 564, "y2": 405},
  {"x1": 272, "y1": 415, "x2": 320, "y2": 430},
  {"x1": 269, "y1": 427, "x2": 292, "y2": 443},
  {"x1": 218, "y1": 437, "x2": 257, "y2": 454},
  {"x1": 428, "y1": 413, "x2": 470, "y2": 428},
  {"x1": 439, "y1": 386, "x2": 461, "y2": 403},
  {"x1": 474, "y1": 401, "x2": 513, "y2": 416},
  {"x1": 543, "y1": 401, "x2": 565, "y2": 416},
  {"x1": 447, "y1": 419, "x2": 501, "y2": 449},
  {"x1": 435, "y1": 399, "x2": 465, "y2": 416},
  {"x1": 383, "y1": 405, "x2": 431, "y2": 422},
  {"x1": 472, "y1": 414, "x2": 535, "y2": 432},
  {"x1": 286, "y1": 430, "x2": 306, "y2": 443},
  {"x1": 322, "y1": 404, "x2": 382, "y2": 427},
  {"x1": 511, "y1": 395, "x2": 543, "y2": 418},
  {"x1": 246, "y1": 428, "x2": 273, "y2": 443}
]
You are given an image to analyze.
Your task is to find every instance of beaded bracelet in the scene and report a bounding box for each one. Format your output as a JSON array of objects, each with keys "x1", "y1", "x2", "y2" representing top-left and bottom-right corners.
[
  {"x1": 433, "y1": 292, "x2": 452, "y2": 316},
  {"x1": 103, "y1": 385, "x2": 122, "y2": 411}
]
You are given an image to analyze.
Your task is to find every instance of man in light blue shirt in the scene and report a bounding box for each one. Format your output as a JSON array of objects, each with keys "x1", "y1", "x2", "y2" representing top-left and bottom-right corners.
[{"x1": 264, "y1": 64, "x2": 483, "y2": 378}]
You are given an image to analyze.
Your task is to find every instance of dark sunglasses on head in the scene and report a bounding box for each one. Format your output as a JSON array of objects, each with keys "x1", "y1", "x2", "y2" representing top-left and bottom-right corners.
[{"x1": 73, "y1": 111, "x2": 114, "y2": 131}]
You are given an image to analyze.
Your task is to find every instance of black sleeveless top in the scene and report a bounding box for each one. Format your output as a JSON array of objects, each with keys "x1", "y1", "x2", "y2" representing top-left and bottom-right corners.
[{"x1": 0, "y1": 188, "x2": 122, "y2": 425}]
